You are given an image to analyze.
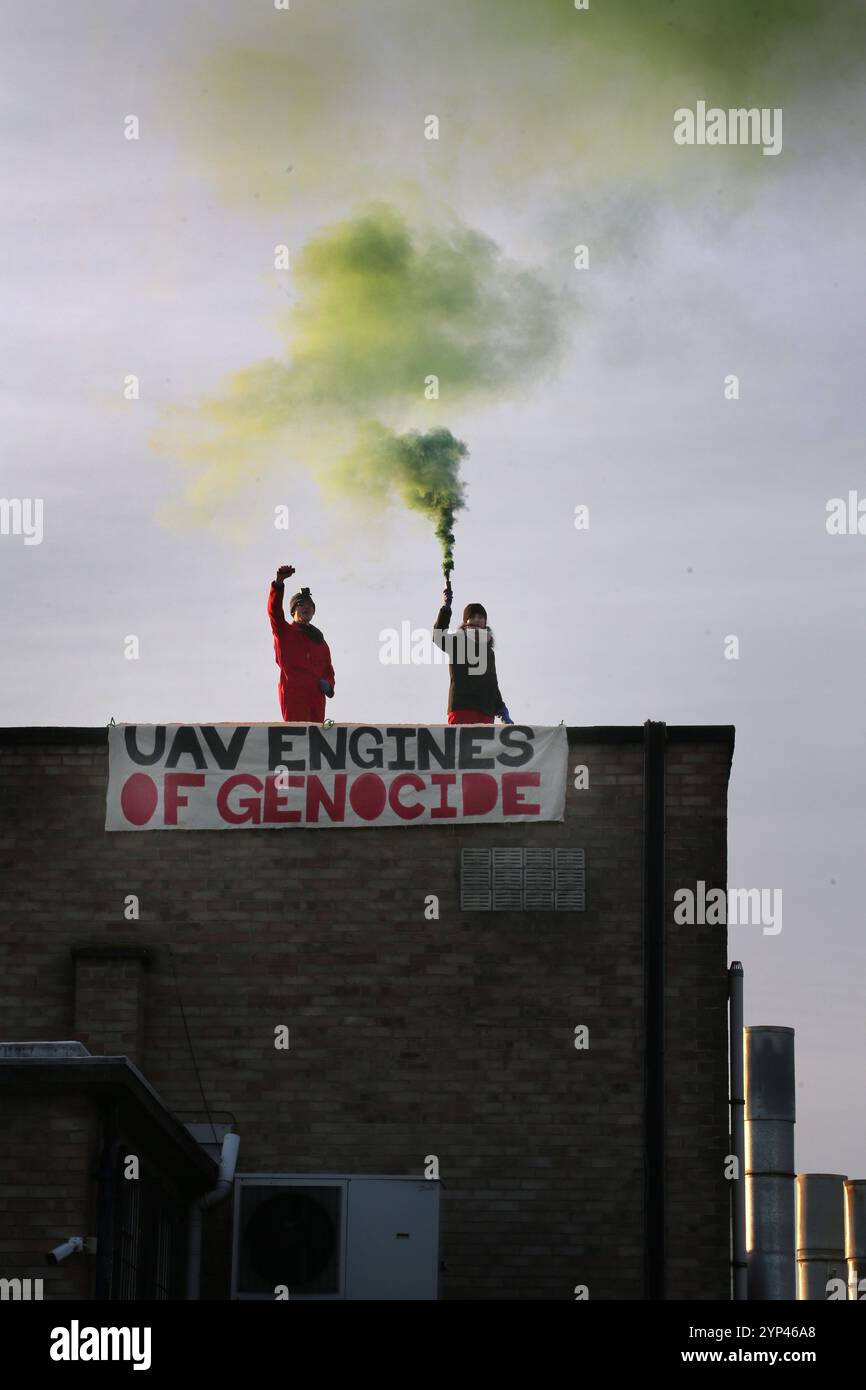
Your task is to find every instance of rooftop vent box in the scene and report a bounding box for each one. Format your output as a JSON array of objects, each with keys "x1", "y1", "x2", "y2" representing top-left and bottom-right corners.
[{"x1": 231, "y1": 1175, "x2": 440, "y2": 1301}]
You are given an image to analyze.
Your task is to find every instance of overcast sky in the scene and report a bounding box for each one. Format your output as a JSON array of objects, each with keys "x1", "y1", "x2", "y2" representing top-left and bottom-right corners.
[{"x1": 1, "y1": 1, "x2": 864, "y2": 1175}]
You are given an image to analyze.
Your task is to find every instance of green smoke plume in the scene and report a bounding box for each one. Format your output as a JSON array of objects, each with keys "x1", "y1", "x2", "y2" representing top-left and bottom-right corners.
[
  {"x1": 331, "y1": 423, "x2": 468, "y2": 576},
  {"x1": 192, "y1": 202, "x2": 563, "y2": 438},
  {"x1": 449, "y1": 0, "x2": 866, "y2": 188},
  {"x1": 160, "y1": 203, "x2": 565, "y2": 560},
  {"x1": 471, "y1": 0, "x2": 864, "y2": 87},
  {"x1": 272, "y1": 202, "x2": 562, "y2": 416}
]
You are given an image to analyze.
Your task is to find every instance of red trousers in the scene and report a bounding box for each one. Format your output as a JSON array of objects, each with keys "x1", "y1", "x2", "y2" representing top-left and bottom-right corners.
[
  {"x1": 279, "y1": 683, "x2": 326, "y2": 723},
  {"x1": 448, "y1": 708, "x2": 494, "y2": 725}
]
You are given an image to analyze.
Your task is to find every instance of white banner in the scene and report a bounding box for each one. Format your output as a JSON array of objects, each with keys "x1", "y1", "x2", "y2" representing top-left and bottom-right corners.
[{"x1": 105, "y1": 723, "x2": 568, "y2": 831}]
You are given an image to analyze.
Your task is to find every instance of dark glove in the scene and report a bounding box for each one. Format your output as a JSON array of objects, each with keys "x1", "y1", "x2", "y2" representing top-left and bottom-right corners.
[
  {"x1": 442, "y1": 586, "x2": 453, "y2": 607},
  {"x1": 319, "y1": 679, "x2": 334, "y2": 697},
  {"x1": 498, "y1": 705, "x2": 514, "y2": 725}
]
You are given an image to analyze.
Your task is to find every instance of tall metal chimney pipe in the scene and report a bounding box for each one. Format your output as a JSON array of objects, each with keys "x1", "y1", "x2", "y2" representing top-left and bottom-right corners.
[
  {"x1": 796, "y1": 1173, "x2": 847, "y2": 1299},
  {"x1": 844, "y1": 1179, "x2": 866, "y2": 1301},
  {"x1": 728, "y1": 963, "x2": 747, "y2": 1300},
  {"x1": 745, "y1": 1025, "x2": 796, "y2": 1299}
]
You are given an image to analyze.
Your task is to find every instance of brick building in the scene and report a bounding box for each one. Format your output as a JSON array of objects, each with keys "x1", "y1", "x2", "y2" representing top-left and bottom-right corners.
[{"x1": 0, "y1": 721, "x2": 734, "y2": 1300}]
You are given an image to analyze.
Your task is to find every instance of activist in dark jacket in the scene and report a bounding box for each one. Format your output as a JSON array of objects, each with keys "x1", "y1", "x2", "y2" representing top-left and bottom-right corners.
[
  {"x1": 268, "y1": 564, "x2": 335, "y2": 723},
  {"x1": 432, "y1": 583, "x2": 513, "y2": 725}
]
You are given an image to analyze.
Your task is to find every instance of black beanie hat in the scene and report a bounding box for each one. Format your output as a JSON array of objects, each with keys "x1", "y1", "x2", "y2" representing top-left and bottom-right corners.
[
  {"x1": 290, "y1": 586, "x2": 315, "y2": 614},
  {"x1": 463, "y1": 602, "x2": 487, "y2": 622}
]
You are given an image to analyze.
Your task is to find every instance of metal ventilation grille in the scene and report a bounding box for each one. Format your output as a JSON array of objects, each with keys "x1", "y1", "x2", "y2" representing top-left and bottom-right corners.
[
  {"x1": 555, "y1": 848, "x2": 586, "y2": 911},
  {"x1": 460, "y1": 849, "x2": 492, "y2": 910},
  {"x1": 461, "y1": 848, "x2": 586, "y2": 912},
  {"x1": 492, "y1": 848, "x2": 523, "y2": 910},
  {"x1": 524, "y1": 848, "x2": 555, "y2": 910}
]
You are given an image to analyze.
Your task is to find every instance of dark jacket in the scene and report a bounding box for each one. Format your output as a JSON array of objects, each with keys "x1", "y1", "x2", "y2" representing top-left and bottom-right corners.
[{"x1": 433, "y1": 605, "x2": 504, "y2": 715}]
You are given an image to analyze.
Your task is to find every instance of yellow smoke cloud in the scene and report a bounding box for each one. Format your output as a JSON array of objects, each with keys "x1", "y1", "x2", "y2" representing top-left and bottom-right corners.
[{"x1": 156, "y1": 203, "x2": 566, "y2": 529}]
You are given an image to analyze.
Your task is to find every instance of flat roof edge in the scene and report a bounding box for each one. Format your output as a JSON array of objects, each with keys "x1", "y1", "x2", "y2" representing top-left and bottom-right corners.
[
  {"x1": 0, "y1": 723, "x2": 736, "y2": 751},
  {"x1": 0, "y1": 1056, "x2": 217, "y2": 1183}
]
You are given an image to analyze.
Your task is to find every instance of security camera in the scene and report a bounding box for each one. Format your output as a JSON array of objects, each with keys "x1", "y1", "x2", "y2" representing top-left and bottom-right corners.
[{"x1": 46, "y1": 1236, "x2": 84, "y2": 1265}]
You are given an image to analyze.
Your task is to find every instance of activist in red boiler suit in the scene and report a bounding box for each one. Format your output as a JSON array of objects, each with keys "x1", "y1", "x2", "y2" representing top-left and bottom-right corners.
[{"x1": 268, "y1": 564, "x2": 335, "y2": 723}]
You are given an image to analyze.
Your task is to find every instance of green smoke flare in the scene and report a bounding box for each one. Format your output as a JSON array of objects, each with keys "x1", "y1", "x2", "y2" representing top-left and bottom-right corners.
[
  {"x1": 332, "y1": 422, "x2": 468, "y2": 576},
  {"x1": 160, "y1": 204, "x2": 565, "y2": 556}
]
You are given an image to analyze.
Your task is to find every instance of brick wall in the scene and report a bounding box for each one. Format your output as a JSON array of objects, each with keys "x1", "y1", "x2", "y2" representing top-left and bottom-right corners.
[
  {"x1": 72, "y1": 950, "x2": 149, "y2": 1063},
  {"x1": 0, "y1": 727, "x2": 733, "y2": 1299},
  {"x1": 665, "y1": 741, "x2": 733, "y2": 1298},
  {"x1": 0, "y1": 1092, "x2": 98, "y2": 1299}
]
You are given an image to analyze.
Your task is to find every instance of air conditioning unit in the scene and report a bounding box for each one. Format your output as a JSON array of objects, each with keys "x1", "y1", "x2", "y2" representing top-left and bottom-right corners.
[{"x1": 231, "y1": 1175, "x2": 441, "y2": 1300}]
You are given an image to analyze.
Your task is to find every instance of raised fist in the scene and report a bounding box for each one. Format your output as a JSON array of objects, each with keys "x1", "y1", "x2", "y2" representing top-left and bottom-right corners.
[{"x1": 275, "y1": 564, "x2": 296, "y2": 583}]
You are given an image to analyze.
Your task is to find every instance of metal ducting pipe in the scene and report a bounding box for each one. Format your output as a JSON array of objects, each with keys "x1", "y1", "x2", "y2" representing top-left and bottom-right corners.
[
  {"x1": 844, "y1": 1179, "x2": 866, "y2": 1301},
  {"x1": 745, "y1": 1025, "x2": 796, "y2": 1299},
  {"x1": 94, "y1": 1103, "x2": 119, "y2": 1300},
  {"x1": 796, "y1": 1173, "x2": 847, "y2": 1299},
  {"x1": 728, "y1": 963, "x2": 747, "y2": 1300},
  {"x1": 186, "y1": 1131, "x2": 240, "y2": 1300}
]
